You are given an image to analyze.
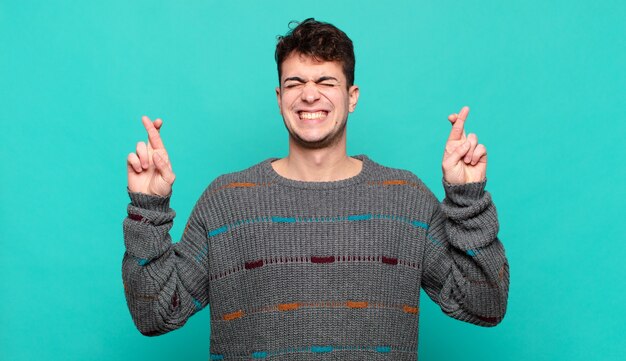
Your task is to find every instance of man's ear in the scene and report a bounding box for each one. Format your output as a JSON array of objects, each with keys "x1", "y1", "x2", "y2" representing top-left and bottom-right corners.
[
  {"x1": 348, "y1": 85, "x2": 360, "y2": 112},
  {"x1": 275, "y1": 86, "x2": 282, "y2": 112}
]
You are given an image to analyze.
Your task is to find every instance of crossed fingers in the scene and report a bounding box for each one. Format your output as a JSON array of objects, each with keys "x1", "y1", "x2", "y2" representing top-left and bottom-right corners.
[
  {"x1": 141, "y1": 116, "x2": 165, "y2": 150},
  {"x1": 128, "y1": 116, "x2": 165, "y2": 173},
  {"x1": 447, "y1": 106, "x2": 468, "y2": 142},
  {"x1": 446, "y1": 106, "x2": 486, "y2": 166}
]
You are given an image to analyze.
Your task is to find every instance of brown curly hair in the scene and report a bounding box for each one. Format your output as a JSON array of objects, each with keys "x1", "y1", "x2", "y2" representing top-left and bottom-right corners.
[{"x1": 275, "y1": 18, "x2": 355, "y2": 88}]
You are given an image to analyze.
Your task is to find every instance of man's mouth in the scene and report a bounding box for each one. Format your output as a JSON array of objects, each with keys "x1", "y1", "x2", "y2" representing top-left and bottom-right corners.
[{"x1": 298, "y1": 111, "x2": 328, "y2": 120}]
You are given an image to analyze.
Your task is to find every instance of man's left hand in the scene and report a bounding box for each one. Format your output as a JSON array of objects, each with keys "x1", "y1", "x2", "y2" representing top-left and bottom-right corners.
[{"x1": 442, "y1": 106, "x2": 487, "y2": 184}]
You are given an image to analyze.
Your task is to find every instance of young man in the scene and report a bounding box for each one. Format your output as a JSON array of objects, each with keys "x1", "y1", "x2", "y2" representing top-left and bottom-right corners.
[{"x1": 123, "y1": 18, "x2": 509, "y2": 360}]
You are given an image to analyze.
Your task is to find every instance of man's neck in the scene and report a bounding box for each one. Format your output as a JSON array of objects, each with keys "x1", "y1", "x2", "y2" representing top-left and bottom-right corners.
[{"x1": 271, "y1": 141, "x2": 363, "y2": 182}]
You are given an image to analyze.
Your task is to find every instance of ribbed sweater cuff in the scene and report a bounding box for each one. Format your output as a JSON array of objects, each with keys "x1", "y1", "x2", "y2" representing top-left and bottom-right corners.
[
  {"x1": 442, "y1": 178, "x2": 487, "y2": 206},
  {"x1": 127, "y1": 187, "x2": 172, "y2": 212}
]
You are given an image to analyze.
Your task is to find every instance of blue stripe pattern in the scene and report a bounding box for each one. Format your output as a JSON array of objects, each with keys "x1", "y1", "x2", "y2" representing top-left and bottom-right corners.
[
  {"x1": 206, "y1": 213, "x2": 429, "y2": 238},
  {"x1": 198, "y1": 213, "x2": 443, "y2": 264},
  {"x1": 411, "y1": 220, "x2": 428, "y2": 229},
  {"x1": 192, "y1": 298, "x2": 202, "y2": 311},
  {"x1": 271, "y1": 216, "x2": 296, "y2": 223},
  {"x1": 427, "y1": 234, "x2": 444, "y2": 247},
  {"x1": 211, "y1": 345, "x2": 410, "y2": 359},
  {"x1": 347, "y1": 214, "x2": 372, "y2": 221},
  {"x1": 209, "y1": 226, "x2": 228, "y2": 237},
  {"x1": 311, "y1": 345, "x2": 333, "y2": 353},
  {"x1": 132, "y1": 256, "x2": 149, "y2": 266}
]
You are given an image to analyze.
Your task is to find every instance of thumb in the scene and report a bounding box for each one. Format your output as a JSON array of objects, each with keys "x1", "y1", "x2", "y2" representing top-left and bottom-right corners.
[{"x1": 153, "y1": 151, "x2": 176, "y2": 185}]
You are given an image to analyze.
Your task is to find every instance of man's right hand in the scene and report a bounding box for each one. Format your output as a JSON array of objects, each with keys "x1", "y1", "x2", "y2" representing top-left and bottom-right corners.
[{"x1": 126, "y1": 116, "x2": 176, "y2": 196}]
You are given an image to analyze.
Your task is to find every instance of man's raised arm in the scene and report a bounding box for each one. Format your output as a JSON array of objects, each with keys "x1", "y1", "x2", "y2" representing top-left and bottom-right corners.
[
  {"x1": 421, "y1": 106, "x2": 509, "y2": 326},
  {"x1": 122, "y1": 116, "x2": 209, "y2": 335}
]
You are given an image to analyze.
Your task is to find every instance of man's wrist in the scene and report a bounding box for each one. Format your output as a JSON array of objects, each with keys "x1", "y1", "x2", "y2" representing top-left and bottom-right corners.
[
  {"x1": 442, "y1": 178, "x2": 487, "y2": 206},
  {"x1": 127, "y1": 187, "x2": 172, "y2": 212}
]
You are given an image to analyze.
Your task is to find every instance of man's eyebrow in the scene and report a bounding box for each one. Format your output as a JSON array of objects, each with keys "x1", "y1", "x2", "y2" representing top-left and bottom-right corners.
[
  {"x1": 315, "y1": 76, "x2": 339, "y2": 83},
  {"x1": 283, "y1": 76, "x2": 340, "y2": 84},
  {"x1": 284, "y1": 76, "x2": 306, "y2": 83}
]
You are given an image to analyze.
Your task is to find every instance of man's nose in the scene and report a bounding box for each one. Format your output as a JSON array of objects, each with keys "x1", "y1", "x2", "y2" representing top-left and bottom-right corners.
[{"x1": 301, "y1": 81, "x2": 321, "y2": 103}]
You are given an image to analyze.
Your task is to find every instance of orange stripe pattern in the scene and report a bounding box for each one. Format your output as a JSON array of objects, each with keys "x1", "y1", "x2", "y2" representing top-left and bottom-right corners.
[
  {"x1": 277, "y1": 302, "x2": 300, "y2": 311},
  {"x1": 211, "y1": 182, "x2": 273, "y2": 193},
  {"x1": 347, "y1": 301, "x2": 368, "y2": 308},
  {"x1": 218, "y1": 301, "x2": 419, "y2": 322},
  {"x1": 381, "y1": 180, "x2": 408, "y2": 185},
  {"x1": 223, "y1": 310, "x2": 244, "y2": 321},
  {"x1": 367, "y1": 179, "x2": 429, "y2": 192}
]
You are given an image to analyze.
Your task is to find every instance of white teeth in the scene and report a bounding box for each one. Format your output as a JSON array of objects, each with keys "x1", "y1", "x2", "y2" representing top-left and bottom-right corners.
[{"x1": 299, "y1": 111, "x2": 327, "y2": 120}]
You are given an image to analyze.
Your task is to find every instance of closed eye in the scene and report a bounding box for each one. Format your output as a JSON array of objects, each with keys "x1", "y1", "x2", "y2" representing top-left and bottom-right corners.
[{"x1": 283, "y1": 76, "x2": 340, "y2": 89}]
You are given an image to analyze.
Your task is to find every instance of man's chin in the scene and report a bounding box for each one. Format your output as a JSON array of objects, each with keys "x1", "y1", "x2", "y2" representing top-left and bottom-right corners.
[
  {"x1": 288, "y1": 129, "x2": 346, "y2": 150},
  {"x1": 292, "y1": 138, "x2": 333, "y2": 150},
  {"x1": 283, "y1": 118, "x2": 347, "y2": 150}
]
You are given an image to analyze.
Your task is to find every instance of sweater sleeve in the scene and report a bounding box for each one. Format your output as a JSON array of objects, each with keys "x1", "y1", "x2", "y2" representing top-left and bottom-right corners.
[
  {"x1": 121, "y1": 187, "x2": 210, "y2": 336},
  {"x1": 421, "y1": 178, "x2": 509, "y2": 326}
]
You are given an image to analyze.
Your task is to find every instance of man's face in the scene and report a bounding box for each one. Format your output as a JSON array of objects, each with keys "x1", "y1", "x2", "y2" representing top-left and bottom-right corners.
[{"x1": 276, "y1": 53, "x2": 359, "y2": 149}]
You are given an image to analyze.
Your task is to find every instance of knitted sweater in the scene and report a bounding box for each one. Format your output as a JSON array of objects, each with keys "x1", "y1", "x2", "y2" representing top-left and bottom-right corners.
[{"x1": 122, "y1": 154, "x2": 509, "y2": 360}]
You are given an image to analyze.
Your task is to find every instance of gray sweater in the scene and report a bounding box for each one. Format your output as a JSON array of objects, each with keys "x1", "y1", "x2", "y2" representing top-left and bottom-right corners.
[{"x1": 122, "y1": 154, "x2": 509, "y2": 360}]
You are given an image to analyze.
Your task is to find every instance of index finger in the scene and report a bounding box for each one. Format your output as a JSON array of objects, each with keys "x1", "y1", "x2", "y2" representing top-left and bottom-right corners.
[
  {"x1": 447, "y1": 106, "x2": 469, "y2": 141},
  {"x1": 141, "y1": 115, "x2": 165, "y2": 149}
]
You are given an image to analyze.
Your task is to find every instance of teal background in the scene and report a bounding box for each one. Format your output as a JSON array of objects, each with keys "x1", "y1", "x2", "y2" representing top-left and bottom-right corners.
[{"x1": 1, "y1": 0, "x2": 624, "y2": 360}]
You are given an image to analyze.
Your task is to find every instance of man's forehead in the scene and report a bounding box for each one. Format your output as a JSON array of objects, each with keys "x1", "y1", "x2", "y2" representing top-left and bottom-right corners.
[{"x1": 281, "y1": 53, "x2": 344, "y2": 80}]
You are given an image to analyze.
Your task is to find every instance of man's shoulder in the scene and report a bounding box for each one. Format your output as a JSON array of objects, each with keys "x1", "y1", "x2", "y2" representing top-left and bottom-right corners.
[
  {"x1": 365, "y1": 156, "x2": 433, "y2": 196},
  {"x1": 366, "y1": 156, "x2": 418, "y2": 180},
  {"x1": 189, "y1": 159, "x2": 273, "y2": 204},
  {"x1": 206, "y1": 158, "x2": 274, "y2": 192},
  {"x1": 198, "y1": 155, "x2": 437, "y2": 200},
  {"x1": 369, "y1": 155, "x2": 426, "y2": 183}
]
